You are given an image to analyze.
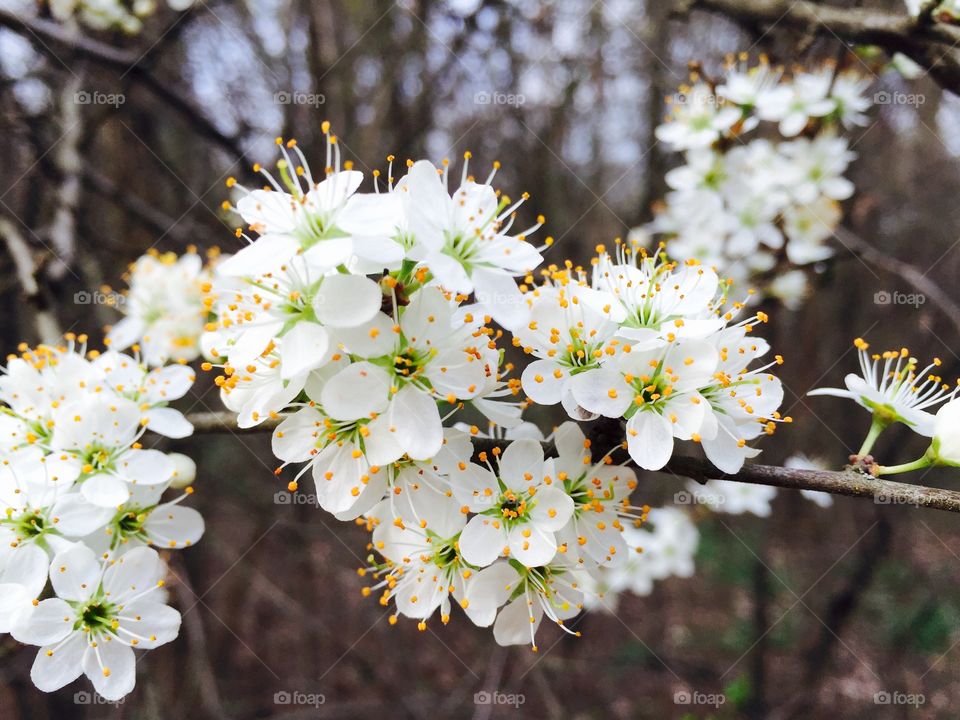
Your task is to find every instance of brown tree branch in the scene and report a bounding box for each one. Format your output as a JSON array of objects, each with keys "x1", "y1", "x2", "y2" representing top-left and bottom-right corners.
[
  {"x1": 0, "y1": 9, "x2": 246, "y2": 161},
  {"x1": 183, "y1": 411, "x2": 960, "y2": 514},
  {"x1": 673, "y1": 0, "x2": 960, "y2": 94}
]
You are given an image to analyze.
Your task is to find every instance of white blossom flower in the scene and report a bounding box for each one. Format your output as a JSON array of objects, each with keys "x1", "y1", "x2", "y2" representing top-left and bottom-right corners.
[
  {"x1": 451, "y1": 439, "x2": 574, "y2": 568},
  {"x1": 717, "y1": 56, "x2": 784, "y2": 113},
  {"x1": 92, "y1": 351, "x2": 196, "y2": 438},
  {"x1": 207, "y1": 262, "x2": 381, "y2": 377},
  {"x1": 50, "y1": 396, "x2": 175, "y2": 508},
  {"x1": 781, "y1": 196, "x2": 841, "y2": 264},
  {"x1": 84, "y1": 483, "x2": 204, "y2": 555},
  {"x1": 655, "y1": 84, "x2": 742, "y2": 150},
  {"x1": 551, "y1": 422, "x2": 638, "y2": 568},
  {"x1": 219, "y1": 132, "x2": 404, "y2": 279},
  {"x1": 364, "y1": 490, "x2": 503, "y2": 628},
  {"x1": 107, "y1": 251, "x2": 209, "y2": 367},
  {"x1": 514, "y1": 279, "x2": 622, "y2": 419},
  {"x1": 13, "y1": 544, "x2": 180, "y2": 701},
  {"x1": 569, "y1": 338, "x2": 720, "y2": 471},
  {"x1": 756, "y1": 69, "x2": 836, "y2": 136},
  {"x1": 809, "y1": 338, "x2": 959, "y2": 437},
  {"x1": 469, "y1": 559, "x2": 585, "y2": 650},
  {"x1": 698, "y1": 322, "x2": 786, "y2": 473},
  {"x1": 591, "y1": 248, "x2": 724, "y2": 348},
  {"x1": 779, "y1": 134, "x2": 856, "y2": 204},
  {"x1": 830, "y1": 72, "x2": 872, "y2": 129},
  {"x1": 398, "y1": 157, "x2": 544, "y2": 328}
]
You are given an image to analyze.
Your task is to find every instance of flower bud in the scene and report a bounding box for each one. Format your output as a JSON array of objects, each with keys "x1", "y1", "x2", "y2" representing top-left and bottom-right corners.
[
  {"x1": 168, "y1": 452, "x2": 197, "y2": 488},
  {"x1": 931, "y1": 399, "x2": 960, "y2": 466}
]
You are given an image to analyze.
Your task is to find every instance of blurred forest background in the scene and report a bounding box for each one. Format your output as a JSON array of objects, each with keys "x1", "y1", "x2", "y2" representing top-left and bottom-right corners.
[{"x1": 1, "y1": 0, "x2": 960, "y2": 718}]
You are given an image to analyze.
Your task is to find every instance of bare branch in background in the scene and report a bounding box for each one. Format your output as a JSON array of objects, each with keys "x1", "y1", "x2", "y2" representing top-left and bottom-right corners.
[
  {"x1": 836, "y1": 226, "x2": 960, "y2": 339},
  {"x1": 82, "y1": 167, "x2": 195, "y2": 243},
  {"x1": 673, "y1": 0, "x2": 960, "y2": 93},
  {"x1": 183, "y1": 411, "x2": 960, "y2": 514},
  {"x1": 0, "y1": 217, "x2": 61, "y2": 344},
  {"x1": 0, "y1": 9, "x2": 246, "y2": 161},
  {"x1": 45, "y1": 73, "x2": 83, "y2": 282}
]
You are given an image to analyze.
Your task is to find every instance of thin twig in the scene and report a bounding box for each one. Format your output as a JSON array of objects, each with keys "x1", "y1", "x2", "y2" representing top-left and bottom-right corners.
[{"x1": 835, "y1": 226, "x2": 960, "y2": 339}]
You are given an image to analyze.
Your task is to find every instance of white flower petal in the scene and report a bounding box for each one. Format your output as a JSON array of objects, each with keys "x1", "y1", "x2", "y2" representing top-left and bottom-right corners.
[
  {"x1": 626, "y1": 411, "x2": 674, "y2": 471},
  {"x1": 84, "y1": 637, "x2": 136, "y2": 702},
  {"x1": 458, "y1": 515, "x2": 505, "y2": 567},
  {"x1": 30, "y1": 632, "x2": 85, "y2": 692},
  {"x1": 13, "y1": 598, "x2": 75, "y2": 646},
  {"x1": 320, "y1": 362, "x2": 390, "y2": 421},
  {"x1": 313, "y1": 274, "x2": 382, "y2": 328}
]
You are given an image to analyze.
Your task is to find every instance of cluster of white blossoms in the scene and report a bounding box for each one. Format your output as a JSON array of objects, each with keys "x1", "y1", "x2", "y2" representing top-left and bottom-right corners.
[
  {"x1": 45, "y1": 0, "x2": 195, "y2": 33},
  {"x1": 108, "y1": 248, "x2": 213, "y2": 367},
  {"x1": 0, "y1": 335, "x2": 203, "y2": 700},
  {"x1": 191, "y1": 127, "x2": 792, "y2": 650},
  {"x1": 516, "y1": 242, "x2": 790, "y2": 474},
  {"x1": 645, "y1": 55, "x2": 871, "y2": 308}
]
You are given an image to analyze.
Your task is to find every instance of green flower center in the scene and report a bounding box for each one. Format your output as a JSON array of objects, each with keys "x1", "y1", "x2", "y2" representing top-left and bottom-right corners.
[{"x1": 76, "y1": 599, "x2": 117, "y2": 634}]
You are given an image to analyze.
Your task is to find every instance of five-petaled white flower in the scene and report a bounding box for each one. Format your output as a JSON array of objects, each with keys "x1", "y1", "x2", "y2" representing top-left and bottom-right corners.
[{"x1": 14, "y1": 544, "x2": 181, "y2": 701}]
